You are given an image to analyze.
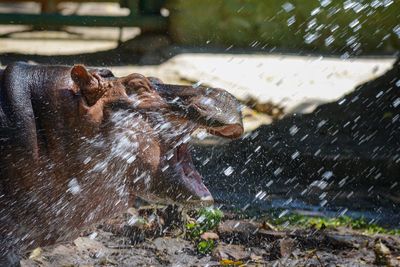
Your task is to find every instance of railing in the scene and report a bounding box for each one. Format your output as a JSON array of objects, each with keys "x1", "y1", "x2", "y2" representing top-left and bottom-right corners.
[{"x1": 0, "y1": 0, "x2": 167, "y2": 31}]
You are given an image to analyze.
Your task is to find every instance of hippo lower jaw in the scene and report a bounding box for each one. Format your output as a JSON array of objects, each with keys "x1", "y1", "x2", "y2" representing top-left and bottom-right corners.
[
  {"x1": 175, "y1": 143, "x2": 213, "y2": 204},
  {"x1": 166, "y1": 123, "x2": 244, "y2": 207}
]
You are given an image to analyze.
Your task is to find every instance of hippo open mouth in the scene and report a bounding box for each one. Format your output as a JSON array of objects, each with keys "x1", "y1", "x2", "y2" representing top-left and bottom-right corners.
[
  {"x1": 166, "y1": 123, "x2": 243, "y2": 205},
  {"x1": 139, "y1": 82, "x2": 244, "y2": 206},
  {"x1": 147, "y1": 106, "x2": 243, "y2": 206},
  {"x1": 175, "y1": 143, "x2": 212, "y2": 202}
]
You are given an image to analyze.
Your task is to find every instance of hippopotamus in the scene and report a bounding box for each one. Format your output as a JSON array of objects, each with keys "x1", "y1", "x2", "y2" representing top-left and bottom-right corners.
[{"x1": 0, "y1": 62, "x2": 243, "y2": 266}]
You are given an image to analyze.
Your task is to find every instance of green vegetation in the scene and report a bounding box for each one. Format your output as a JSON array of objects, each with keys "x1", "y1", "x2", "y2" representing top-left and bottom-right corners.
[
  {"x1": 273, "y1": 213, "x2": 400, "y2": 235},
  {"x1": 167, "y1": 0, "x2": 400, "y2": 53},
  {"x1": 185, "y1": 207, "x2": 224, "y2": 254},
  {"x1": 196, "y1": 239, "x2": 215, "y2": 255}
]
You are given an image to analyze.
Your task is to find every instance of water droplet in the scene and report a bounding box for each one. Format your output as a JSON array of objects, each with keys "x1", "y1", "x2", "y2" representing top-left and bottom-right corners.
[
  {"x1": 304, "y1": 33, "x2": 320, "y2": 44},
  {"x1": 287, "y1": 16, "x2": 296, "y2": 26},
  {"x1": 255, "y1": 191, "x2": 267, "y2": 200},
  {"x1": 325, "y1": 35, "x2": 335, "y2": 46},
  {"x1": 349, "y1": 19, "x2": 359, "y2": 28},
  {"x1": 343, "y1": 0, "x2": 356, "y2": 10},
  {"x1": 289, "y1": 125, "x2": 299, "y2": 135},
  {"x1": 311, "y1": 180, "x2": 328, "y2": 189},
  {"x1": 196, "y1": 130, "x2": 208, "y2": 140},
  {"x1": 241, "y1": 204, "x2": 250, "y2": 211},
  {"x1": 224, "y1": 166, "x2": 234, "y2": 176},
  {"x1": 317, "y1": 120, "x2": 327, "y2": 128},
  {"x1": 320, "y1": 0, "x2": 332, "y2": 7},
  {"x1": 322, "y1": 171, "x2": 333, "y2": 180},
  {"x1": 274, "y1": 167, "x2": 283, "y2": 176},
  {"x1": 83, "y1": 157, "x2": 92, "y2": 164},
  {"x1": 126, "y1": 155, "x2": 136, "y2": 164},
  {"x1": 192, "y1": 81, "x2": 202, "y2": 88},
  {"x1": 346, "y1": 36, "x2": 357, "y2": 46},
  {"x1": 182, "y1": 134, "x2": 191, "y2": 144},
  {"x1": 331, "y1": 24, "x2": 339, "y2": 32},
  {"x1": 89, "y1": 232, "x2": 98, "y2": 239},
  {"x1": 383, "y1": 0, "x2": 394, "y2": 7},
  {"x1": 393, "y1": 98, "x2": 400, "y2": 108},
  {"x1": 161, "y1": 165, "x2": 169, "y2": 172},
  {"x1": 311, "y1": 7, "x2": 321, "y2": 16},
  {"x1": 340, "y1": 52, "x2": 350, "y2": 60},
  {"x1": 282, "y1": 2, "x2": 295, "y2": 12},
  {"x1": 291, "y1": 151, "x2": 300, "y2": 160},
  {"x1": 393, "y1": 25, "x2": 400, "y2": 38},
  {"x1": 67, "y1": 178, "x2": 81, "y2": 195},
  {"x1": 307, "y1": 18, "x2": 317, "y2": 29},
  {"x1": 278, "y1": 210, "x2": 289, "y2": 218},
  {"x1": 196, "y1": 215, "x2": 206, "y2": 224}
]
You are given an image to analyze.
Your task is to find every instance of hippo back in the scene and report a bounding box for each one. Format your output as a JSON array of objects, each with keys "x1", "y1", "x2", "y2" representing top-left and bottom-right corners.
[
  {"x1": 0, "y1": 67, "x2": 6, "y2": 127},
  {"x1": 0, "y1": 67, "x2": 7, "y2": 184}
]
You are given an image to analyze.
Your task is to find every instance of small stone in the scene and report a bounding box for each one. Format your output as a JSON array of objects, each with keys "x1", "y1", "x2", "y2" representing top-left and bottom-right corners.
[
  {"x1": 201, "y1": 232, "x2": 219, "y2": 240},
  {"x1": 126, "y1": 207, "x2": 138, "y2": 216},
  {"x1": 213, "y1": 244, "x2": 250, "y2": 261},
  {"x1": 374, "y1": 240, "x2": 392, "y2": 266},
  {"x1": 74, "y1": 237, "x2": 106, "y2": 251},
  {"x1": 28, "y1": 247, "x2": 43, "y2": 259},
  {"x1": 325, "y1": 233, "x2": 366, "y2": 249},
  {"x1": 250, "y1": 253, "x2": 263, "y2": 261},
  {"x1": 261, "y1": 221, "x2": 278, "y2": 231},
  {"x1": 218, "y1": 220, "x2": 259, "y2": 242},
  {"x1": 279, "y1": 238, "x2": 297, "y2": 257}
]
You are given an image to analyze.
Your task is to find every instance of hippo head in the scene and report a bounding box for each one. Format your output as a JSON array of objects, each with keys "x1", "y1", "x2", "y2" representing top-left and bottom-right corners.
[{"x1": 71, "y1": 65, "x2": 243, "y2": 206}]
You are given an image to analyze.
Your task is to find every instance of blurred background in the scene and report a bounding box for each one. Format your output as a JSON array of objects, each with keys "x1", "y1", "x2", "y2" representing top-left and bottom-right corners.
[
  {"x1": 1, "y1": 1, "x2": 399, "y2": 265},
  {"x1": 0, "y1": 0, "x2": 397, "y2": 115}
]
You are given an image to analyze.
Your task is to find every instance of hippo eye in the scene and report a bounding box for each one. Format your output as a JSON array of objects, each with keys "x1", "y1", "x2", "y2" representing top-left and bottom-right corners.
[
  {"x1": 96, "y1": 69, "x2": 114, "y2": 78},
  {"x1": 126, "y1": 80, "x2": 151, "y2": 94}
]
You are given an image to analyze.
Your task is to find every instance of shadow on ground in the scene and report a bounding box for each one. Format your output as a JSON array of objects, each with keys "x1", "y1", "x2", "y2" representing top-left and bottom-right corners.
[
  {"x1": 1, "y1": 32, "x2": 397, "y2": 67},
  {"x1": 194, "y1": 59, "x2": 400, "y2": 226}
]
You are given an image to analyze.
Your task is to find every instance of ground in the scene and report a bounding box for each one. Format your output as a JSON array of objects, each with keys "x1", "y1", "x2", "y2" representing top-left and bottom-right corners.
[{"x1": 20, "y1": 207, "x2": 400, "y2": 266}]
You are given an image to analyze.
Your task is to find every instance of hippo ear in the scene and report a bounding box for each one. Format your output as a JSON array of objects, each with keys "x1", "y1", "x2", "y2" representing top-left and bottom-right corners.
[
  {"x1": 71, "y1": 65, "x2": 104, "y2": 106},
  {"x1": 71, "y1": 65, "x2": 95, "y2": 88}
]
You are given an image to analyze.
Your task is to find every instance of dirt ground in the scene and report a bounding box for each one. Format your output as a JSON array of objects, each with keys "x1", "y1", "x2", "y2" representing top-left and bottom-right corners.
[{"x1": 20, "y1": 207, "x2": 400, "y2": 267}]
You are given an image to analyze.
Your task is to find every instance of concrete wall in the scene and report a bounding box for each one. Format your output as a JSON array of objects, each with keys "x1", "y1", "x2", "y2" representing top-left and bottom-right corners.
[{"x1": 167, "y1": 0, "x2": 400, "y2": 53}]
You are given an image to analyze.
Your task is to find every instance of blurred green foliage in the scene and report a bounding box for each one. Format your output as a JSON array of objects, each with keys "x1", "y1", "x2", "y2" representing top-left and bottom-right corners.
[
  {"x1": 273, "y1": 214, "x2": 400, "y2": 235},
  {"x1": 167, "y1": 0, "x2": 400, "y2": 53}
]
